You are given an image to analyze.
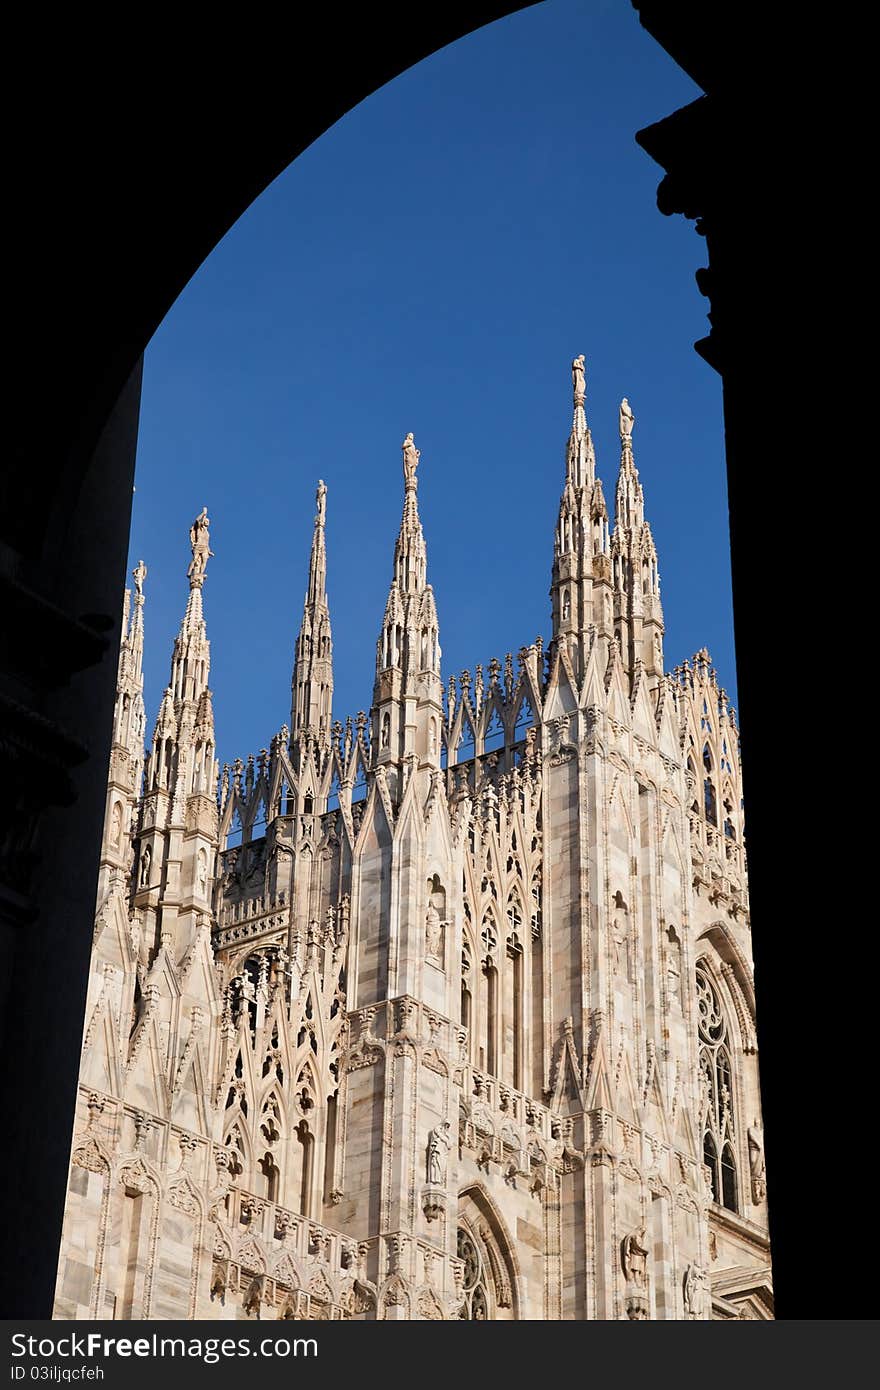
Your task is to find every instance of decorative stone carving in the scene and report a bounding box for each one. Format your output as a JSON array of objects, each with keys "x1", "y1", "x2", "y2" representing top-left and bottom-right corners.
[
  {"x1": 748, "y1": 1122, "x2": 767, "y2": 1202},
  {"x1": 621, "y1": 1226, "x2": 649, "y2": 1288},
  {"x1": 426, "y1": 1122, "x2": 451, "y2": 1185},
  {"x1": 402, "y1": 433, "x2": 420, "y2": 488},
  {"x1": 683, "y1": 1263, "x2": 709, "y2": 1319},
  {"x1": 572, "y1": 353, "x2": 586, "y2": 402},
  {"x1": 187, "y1": 506, "x2": 214, "y2": 583},
  {"x1": 425, "y1": 902, "x2": 443, "y2": 960}
]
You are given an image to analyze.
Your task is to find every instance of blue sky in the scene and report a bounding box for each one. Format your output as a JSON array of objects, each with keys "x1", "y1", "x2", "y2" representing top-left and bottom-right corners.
[{"x1": 128, "y1": 0, "x2": 737, "y2": 768}]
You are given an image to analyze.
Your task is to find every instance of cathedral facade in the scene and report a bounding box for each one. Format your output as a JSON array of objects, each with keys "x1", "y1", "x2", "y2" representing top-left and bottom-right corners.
[{"x1": 53, "y1": 359, "x2": 772, "y2": 1321}]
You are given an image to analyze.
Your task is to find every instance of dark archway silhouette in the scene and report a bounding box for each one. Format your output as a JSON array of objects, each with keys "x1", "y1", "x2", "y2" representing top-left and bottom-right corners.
[{"x1": 0, "y1": 4, "x2": 848, "y2": 1318}]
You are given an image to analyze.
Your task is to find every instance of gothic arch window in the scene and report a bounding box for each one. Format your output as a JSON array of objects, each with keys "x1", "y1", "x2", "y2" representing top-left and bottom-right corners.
[
  {"x1": 696, "y1": 965, "x2": 739, "y2": 1213},
  {"x1": 461, "y1": 940, "x2": 473, "y2": 1039},
  {"x1": 456, "y1": 1227, "x2": 490, "y2": 1320},
  {"x1": 258, "y1": 1152, "x2": 279, "y2": 1202}
]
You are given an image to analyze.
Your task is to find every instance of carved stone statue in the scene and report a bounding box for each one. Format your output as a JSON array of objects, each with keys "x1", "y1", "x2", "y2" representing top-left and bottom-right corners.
[
  {"x1": 683, "y1": 1263, "x2": 707, "y2": 1318},
  {"x1": 197, "y1": 848, "x2": 208, "y2": 897},
  {"x1": 402, "y1": 432, "x2": 420, "y2": 487},
  {"x1": 572, "y1": 354, "x2": 586, "y2": 401},
  {"x1": 426, "y1": 1121, "x2": 451, "y2": 1185},
  {"x1": 748, "y1": 1122, "x2": 766, "y2": 1202},
  {"x1": 621, "y1": 1226, "x2": 649, "y2": 1288},
  {"x1": 187, "y1": 507, "x2": 214, "y2": 581},
  {"x1": 139, "y1": 844, "x2": 151, "y2": 888},
  {"x1": 132, "y1": 559, "x2": 147, "y2": 596},
  {"x1": 619, "y1": 397, "x2": 635, "y2": 441},
  {"x1": 666, "y1": 930, "x2": 682, "y2": 1006},
  {"x1": 316, "y1": 479, "x2": 326, "y2": 527},
  {"x1": 612, "y1": 915, "x2": 628, "y2": 978},
  {"x1": 109, "y1": 801, "x2": 122, "y2": 849},
  {"x1": 425, "y1": 902, "x2": 443, "y2": 960}
]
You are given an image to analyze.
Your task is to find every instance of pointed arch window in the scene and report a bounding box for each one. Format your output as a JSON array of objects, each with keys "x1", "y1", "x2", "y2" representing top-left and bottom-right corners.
[
  {"x1": 696, "y1": 965, "x2": 739, "y2": 1213},
  {"x1": 456, "y1": 1228, "x2": 490, "y2": 1319}
]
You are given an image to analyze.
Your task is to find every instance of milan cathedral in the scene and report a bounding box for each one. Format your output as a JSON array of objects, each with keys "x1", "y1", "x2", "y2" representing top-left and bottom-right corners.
[{"x1": 54, "y1": 358, "x2": 772, "y2": 1320}]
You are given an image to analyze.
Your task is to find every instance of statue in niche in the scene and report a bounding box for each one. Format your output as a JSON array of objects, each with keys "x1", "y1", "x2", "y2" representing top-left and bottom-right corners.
[
  {"x1": 426, "y1": 1122, "x2": 451, "y2": 1185},
  {"x1": 139, "y1": 844, "x2": 151, "y2": 888},
  {"x1": 611, "y1": 915, "x2": 629, "y2": 978},
  {"x1": 619, "y1": 397, "x2": 635, "y2": 440},
  {"x1": 748, "y1": 1122, "x2": 766, "y2": 1202},
  {"x1": 187, "y1": 507, "x2": 214, "y2": 581},
  {"x1": 425, "y1": 873, "x2": 446, "y2": 962},
  {"x1": 666, "y1": 928, "x2": 682, "y2": 1006},
  {"x1": 197, "y1": 848, "x2": 208, "y2": 897},
  {"x1": 621, "y1": 1226, "x2": 649, "y2": 1288},
  {"x1": 402, "y1": 432, "x2": 420, "y2": 486},
  {"x1": 380, "y1": 712, "x2": 390, "y2": 749},
  {"x1": 572, "y1": 354, "x2": 586, "y2": 400},
  {"x1": 109, "y1": 801, "x2": 122, "y2": 849},
  {"x1": 425, "y1": 902, "x2": 443, "y2": 960},
  {"x1": 683, "y1": 1264, "x2": 707, "y2": 1319}
]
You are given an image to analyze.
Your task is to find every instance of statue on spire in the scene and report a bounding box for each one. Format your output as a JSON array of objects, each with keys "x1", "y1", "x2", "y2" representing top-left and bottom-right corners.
[
  {"x1": 187, "y1": 507, "x2": 214, "y2": 584},
  {"x1": 572, "y1": 354, "x2": 586, "y2": 404},
  {"x1": 316, "y1": 480, "x2": 327, "y2": 527},
  {"x1": 619, "y1": 398, "x2": 635, "y2": 442},
  {"x1": 132, "y1": 559, "x2": 147, "y2": 597},
  {"x1": 402, "y1": 433, "x2": 420, "y2": 489}
]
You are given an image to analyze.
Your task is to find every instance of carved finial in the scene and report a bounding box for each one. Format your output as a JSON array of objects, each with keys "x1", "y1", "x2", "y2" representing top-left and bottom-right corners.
[
  {"x1": 402, "y1": 432, "x2": 420, "y2": 490},
  {"x1": 572, "y1": 354, "x2": 586, "y2": 405},
  {"x1": 619, "y1": 398, "x2": 635, "y2": 443},
  {"x1": 132, "y1": 559, "x2": 147, "y2": 598},
  {"x1": 187, "y1": 506, "x2": 213, "y2": 586}
]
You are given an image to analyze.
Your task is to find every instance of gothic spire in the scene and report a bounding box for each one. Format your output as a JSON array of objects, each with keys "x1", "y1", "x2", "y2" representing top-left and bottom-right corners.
[
  {"x1": 372, "y1": 433, "x2": 442, "y2": 783},
  {"x1": 551, "y1": 355, "x2": 613, "y2": 676},
  {"x1": 610, "y1": 401, "x2": 664, "y2": 685},
  {"x1": 394, "y1": 433, "x2": 428, "y2": 596},
  {"x1": 614, "y1": 398, "x2": 644, "y2": 530},
  {"x1": 116, "y1": 558, "x2": 147, "y2": 779},
  {"x1": 566, "y1": 353, "x2": 597, "y2": 490},
  {"x1": 99, "y1": 559, "x2": 149, "y2": 899},
  {"x1": 146, "y1": 509, "x2": 216, "y2": 801},
  {"x1": 291, "y1": 480, "x2": 333, "y2": 752},
  {"x1": 376, "y1": 432, "x2": 436, "y2": 680},
  {"x1": 137, "y1": 511, "x2": 218, "y2": 961}
]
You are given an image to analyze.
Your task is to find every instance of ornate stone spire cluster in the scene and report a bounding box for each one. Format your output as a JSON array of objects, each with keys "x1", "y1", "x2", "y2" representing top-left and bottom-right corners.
[
  {"x1": 551, "y1": 358, "x2": 664, "y2": 688},
  {"x1": 135, "y1": 511, "x2": 219, "y2": 958},
  {"x1": 146, "y1": 509, "x2": 216, "y2": 808},
  {"x1": 290, "y1": 480, "x2": 334, "y2": 766}
]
